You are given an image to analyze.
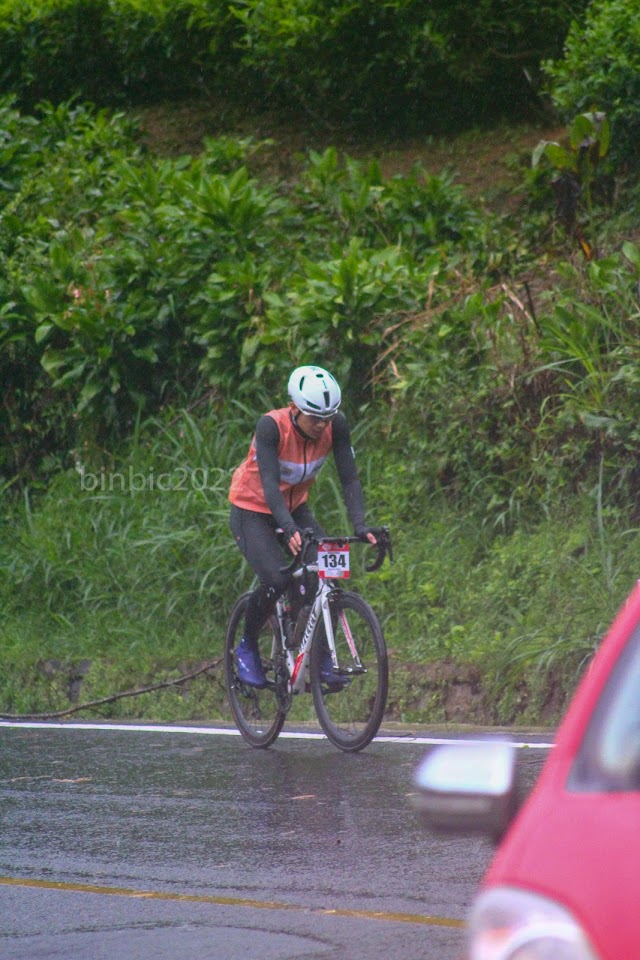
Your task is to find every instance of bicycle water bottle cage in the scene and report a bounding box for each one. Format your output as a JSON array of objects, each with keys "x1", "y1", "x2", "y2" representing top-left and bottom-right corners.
[
  {"x1": 291, "y1": 605, "x2": 312, "y2": 648},
  {"x1": 283, "y1": 612, "x2": 296, "y2": 649}
]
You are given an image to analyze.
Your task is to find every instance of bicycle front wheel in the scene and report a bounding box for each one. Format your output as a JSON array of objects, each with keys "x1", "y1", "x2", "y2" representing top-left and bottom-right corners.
[
  {"x1": 224, "y1": 592, "x2": 286, "y2": 748},
  {"x1": 310, "y1": 590, "x2": 388, "y2": 752}
]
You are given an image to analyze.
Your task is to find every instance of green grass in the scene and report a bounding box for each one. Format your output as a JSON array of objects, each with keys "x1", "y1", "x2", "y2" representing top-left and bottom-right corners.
[{"x1": 3, "y1": 391, "x2": 640, "y2": 724}]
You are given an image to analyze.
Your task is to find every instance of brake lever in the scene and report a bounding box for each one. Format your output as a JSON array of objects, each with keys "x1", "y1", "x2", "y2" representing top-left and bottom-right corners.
[
  {"x1": 278, "y1": 528, "x2": 316, "y2": 574},
  {"x1": 365, "y1": 526, "x2": 392, "y2": 572}
]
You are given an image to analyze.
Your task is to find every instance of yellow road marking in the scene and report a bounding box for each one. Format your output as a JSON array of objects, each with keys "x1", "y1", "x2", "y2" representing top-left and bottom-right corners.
[{"x1": 0, "y1": 876, "x2": 464, "y2": 929}]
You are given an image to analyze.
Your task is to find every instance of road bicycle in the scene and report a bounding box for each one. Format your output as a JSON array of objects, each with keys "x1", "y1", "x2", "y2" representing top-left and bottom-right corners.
[{"x1": 224, "y1": 527, "x2": 392, "y2": 752}]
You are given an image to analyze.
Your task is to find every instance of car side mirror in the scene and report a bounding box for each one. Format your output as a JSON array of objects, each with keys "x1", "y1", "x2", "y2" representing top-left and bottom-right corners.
[{"x1": 412, "y1": 740, "x2": 518, "y2": 844}]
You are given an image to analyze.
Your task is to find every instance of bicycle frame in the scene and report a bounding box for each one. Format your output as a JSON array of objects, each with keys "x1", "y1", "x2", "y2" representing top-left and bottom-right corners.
[
  {"x1": 272, "y1": 569, "x2": 357, "y2": 695},
  {"x1": 277, "y1": 567, "x2": 325, "y2": 694}
]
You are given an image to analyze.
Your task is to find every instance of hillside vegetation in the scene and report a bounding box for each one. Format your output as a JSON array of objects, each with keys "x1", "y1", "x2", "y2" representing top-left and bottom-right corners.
[{"x1": 2, "y1": 0, "x2": 640, "y2": 726}]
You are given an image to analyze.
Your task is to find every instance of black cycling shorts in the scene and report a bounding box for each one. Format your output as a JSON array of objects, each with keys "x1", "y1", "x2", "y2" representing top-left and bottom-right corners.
[{"x1": 230, "y1": 503, "x2": 324, "y2": 594}]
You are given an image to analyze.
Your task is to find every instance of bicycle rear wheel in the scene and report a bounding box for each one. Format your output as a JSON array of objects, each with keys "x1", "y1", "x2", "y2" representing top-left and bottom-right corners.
[
  {"x1": 224, "y1": 592, "x2": 286, "y2": 748},
  {"x1": 310, "y1": 589, "x2": 388, "y2": 752}
]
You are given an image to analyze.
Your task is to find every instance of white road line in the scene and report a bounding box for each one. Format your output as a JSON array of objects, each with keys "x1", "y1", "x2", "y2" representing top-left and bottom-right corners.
[{"x1": 0, "y1": 720, "x2": 554, "y2": 749}]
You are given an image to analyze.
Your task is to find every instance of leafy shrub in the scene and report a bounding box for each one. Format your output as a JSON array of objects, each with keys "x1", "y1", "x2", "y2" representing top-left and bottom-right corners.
[
  {"x1": 381, "y1": 242, "x2": 640, "y2": 524},
  {"x1": 20, "y1": 159, "x2": 288, "y2": 442},
  {"x1": 532, "y1": 110, "x2": 612, "y2": 260},
  {"x1": 0, "y1": 98, "x2": 134, "y2": 483},
  {"x1": 0, "y1": 101, "x2": 162, "y2": 460},
  {"x1": 2, "y1": 97, "x2": 496, "y2": 473},
  {"x1": 293, "y1": 148, "x2": 481, "y2": 255},
  {"x1": 7, "y1": 92, "x2": 640, "y2": 544},
  {"x1": 0, "y1": 0, "x2": 243, "y2": 107},
  {"x1": 544, "y1": 0, "x2": 640, "y2": 168},
  {"x1": 533, "y1": 250, "x2": 640, "y2": 471},
  {"x1": 231, "y1": 0, "x2": 589, "y2": 126},
  {"x1": 0, "y1": 94, "x2": 40, "y2": 192},
  {"x1": 0, "y1": 0, "x2": 588, "y2": 124},
  {"x1": 230, "y1": 0, "x2": 435, "y2": 124},
  {"x1": 234, "y1": 240, "x2": 444, "y2": 394},
  {"x1": 102, "y1": 0, "x2": 226, "y2": 101}
]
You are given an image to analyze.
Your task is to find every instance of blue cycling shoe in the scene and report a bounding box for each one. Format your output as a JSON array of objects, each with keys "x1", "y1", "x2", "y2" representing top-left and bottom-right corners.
[
  {"x1": 319, "y1": 650, "x2": 349, "y2": 688},
  {"x1": 234, "y1": 639, "x2": 268, "y2": 688}
]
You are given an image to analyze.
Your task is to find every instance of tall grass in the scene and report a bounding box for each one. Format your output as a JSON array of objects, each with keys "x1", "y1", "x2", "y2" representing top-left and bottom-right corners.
[
  {"x1": 4, "y1": 390, "x2": 640, "y2": 722},
  {"x1": 0, "y1": 403, "x2": 253, "y2": 713}
]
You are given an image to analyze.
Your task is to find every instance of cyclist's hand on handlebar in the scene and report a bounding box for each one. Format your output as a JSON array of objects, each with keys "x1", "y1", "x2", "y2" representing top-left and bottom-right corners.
[
  {"x1": 283, "y1": 524, "x2": 303, "y2": 556},
  {"x1": 355, "y1": 525, "x2": 377, "y2": 545},
  {"x1": 288, "y1": 529, "x2": 302, "y2": 555}
]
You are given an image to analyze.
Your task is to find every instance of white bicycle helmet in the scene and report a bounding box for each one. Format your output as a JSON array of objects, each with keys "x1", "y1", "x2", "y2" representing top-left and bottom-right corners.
[{"x1": 287, "y1": 365, "x2": 342, "y2": 418}]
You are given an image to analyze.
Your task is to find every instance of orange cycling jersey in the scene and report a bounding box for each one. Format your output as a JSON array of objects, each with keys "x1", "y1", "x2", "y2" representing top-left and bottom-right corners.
[{"x1": 229, "y1": 407, "x2": 333, "y2": 515}]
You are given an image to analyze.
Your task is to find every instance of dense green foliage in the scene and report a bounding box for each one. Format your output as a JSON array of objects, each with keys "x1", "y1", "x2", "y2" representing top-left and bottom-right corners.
[
  {"x1": 0, "y1": 97, "x2": 487, "y2": 482},
  {"x1": 2, "y1": 92, "x2": 640, "y2": 724},
  {"x1": 0, "y1": 0, "x2": 242, "y2": 106},
  {"x1": 233, "y1": 0, "x2": 588, "y2": 125},
  {"x1": 544, "y1": 0, "x2": 640, "y2": 167},
  {"x1": 2, "y1": 0, "x2": 640, "y2": 723},
  {"x1": 2, "y1": 0, "x2": 638, "y2": 170},
  {"x1": 0, "y1": 0, "x2": 589, "y2": 127}
]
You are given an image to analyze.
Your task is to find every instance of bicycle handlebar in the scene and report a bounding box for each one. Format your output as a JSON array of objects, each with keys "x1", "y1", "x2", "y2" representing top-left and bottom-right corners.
[
  {"x1": 364, "y1": 526, "x2": 393, "y2": 572},
  {"x1": 279, "y1": 526, "x2": 392, "y2": 574}
]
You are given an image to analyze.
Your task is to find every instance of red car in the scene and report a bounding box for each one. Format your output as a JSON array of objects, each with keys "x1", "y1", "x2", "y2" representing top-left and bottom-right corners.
[{"x1": 415, "y1": 580, "x2": 640, "y2": 960}]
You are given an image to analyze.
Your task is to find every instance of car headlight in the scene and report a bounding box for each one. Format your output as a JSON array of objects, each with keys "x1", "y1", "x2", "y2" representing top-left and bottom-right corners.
[{"x1": 469, "y1": 887, "x2": 600, "y2": 960}]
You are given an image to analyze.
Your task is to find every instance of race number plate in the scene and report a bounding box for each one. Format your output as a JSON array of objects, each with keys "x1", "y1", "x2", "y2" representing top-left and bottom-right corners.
[{"x1": 318, "y1": 542, "x2": 350, "y2": 579}]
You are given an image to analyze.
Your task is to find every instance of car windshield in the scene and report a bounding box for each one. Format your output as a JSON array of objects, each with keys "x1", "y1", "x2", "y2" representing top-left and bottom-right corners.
[{"x1": 569, "y1": 622, "x2": 640, "y2": 792}]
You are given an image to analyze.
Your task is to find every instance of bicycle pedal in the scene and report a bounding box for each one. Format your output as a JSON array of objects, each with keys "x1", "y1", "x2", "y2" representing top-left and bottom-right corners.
[{"x1": 323, "y1": 677, "x2": 352, "y2": 691}]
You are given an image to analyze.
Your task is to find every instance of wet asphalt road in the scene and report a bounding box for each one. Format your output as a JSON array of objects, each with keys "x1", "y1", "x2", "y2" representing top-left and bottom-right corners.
[{"x1": 0, "y1": 724, "x2": 547, "y2": 960}]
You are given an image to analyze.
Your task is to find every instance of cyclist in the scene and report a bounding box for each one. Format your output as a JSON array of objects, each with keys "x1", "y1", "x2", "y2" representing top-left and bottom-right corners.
[{"x1": 229, "y1": 364, "x2": 377, "y2": 687}]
